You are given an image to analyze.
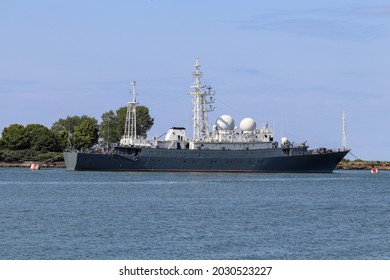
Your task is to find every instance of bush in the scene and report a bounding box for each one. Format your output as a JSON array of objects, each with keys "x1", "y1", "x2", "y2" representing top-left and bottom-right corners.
[
  {"x1": 0, "y1": 149, "x2": 63, "y2": 162},
  {"x1": 0, "y1": 149, "x2": 31, "y2": 162}
]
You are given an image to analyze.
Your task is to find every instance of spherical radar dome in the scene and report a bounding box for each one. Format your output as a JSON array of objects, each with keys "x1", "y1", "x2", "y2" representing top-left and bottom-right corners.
[
  {"x1": 281, "y1": 137, "x2": 289, "y2": 145},
  {"x1": 216, "y1": 114, "x2": 235, "y2": 130},
  {"x1": 240, "y1": 117, "x2": 256, "y2": 131}
]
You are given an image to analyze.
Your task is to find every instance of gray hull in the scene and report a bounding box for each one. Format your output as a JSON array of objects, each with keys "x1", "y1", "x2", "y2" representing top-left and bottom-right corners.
[{"x1": 64, "y1": 147, "x2": 349, "y2": 173}]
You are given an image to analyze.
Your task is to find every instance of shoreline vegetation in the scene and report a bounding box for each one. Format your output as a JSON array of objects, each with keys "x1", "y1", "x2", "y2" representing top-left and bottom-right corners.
[
  {"x1": 0, "y1": 150, "x2": 65, "y2": 168},
  {"x1": 1, "y1": 158, "x2": 389, "y2": 171},
  {"x1": 336, "y1": 160, "x2": 390, "y2": 171}
]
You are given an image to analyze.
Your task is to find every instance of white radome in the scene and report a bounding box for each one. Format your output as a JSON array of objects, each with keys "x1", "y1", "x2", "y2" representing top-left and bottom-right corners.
[
  {"x1": 281, "y1": 137, "x2": 289, "y2": 145},
  {"x1": 240, "y1": 117, "x2": 256, "y2": 131},
  {"x1": 216, "y1": 114, "x2": 235, "y2": 130}
]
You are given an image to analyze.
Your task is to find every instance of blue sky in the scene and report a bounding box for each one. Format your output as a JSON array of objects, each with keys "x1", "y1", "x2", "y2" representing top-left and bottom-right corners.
[{"x1": 1, "y1": 0, "x2": 389, "y2": 160}]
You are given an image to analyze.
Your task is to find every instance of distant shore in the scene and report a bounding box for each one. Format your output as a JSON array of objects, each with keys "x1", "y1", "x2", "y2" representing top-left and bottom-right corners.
[
  {"x1": 1, "y1": 160, "x2": 389, "y2": 171},
  {"x1": 0, "y1": 161, "x2": 65, "y2": 168},
  {"x1": 336, "y1": 160, "x2": 390, "y2": 171}
]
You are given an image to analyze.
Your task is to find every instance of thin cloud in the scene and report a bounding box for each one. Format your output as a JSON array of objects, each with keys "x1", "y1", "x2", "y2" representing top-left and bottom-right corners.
[
  {"x1": 237, "y1": 6, "x2": 390, "y2": 41},
  {"x1": 234, "y1": 68, "x2": 261, "y2": 75},
  {"x1": 349, "y1": 5, "x2": 390, "y2": 17}
]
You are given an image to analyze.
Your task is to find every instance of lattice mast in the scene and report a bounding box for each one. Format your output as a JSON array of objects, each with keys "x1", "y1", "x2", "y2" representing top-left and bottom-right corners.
[
  {"x1": 188, "y1": 58, "x2": 215, "y2": 141},
  {"x1": 342, "y1": 111, "x2": 348, "y2": 150},
  {"x1": 123, "y1": 81, "x2": 138, "y2": 144}
]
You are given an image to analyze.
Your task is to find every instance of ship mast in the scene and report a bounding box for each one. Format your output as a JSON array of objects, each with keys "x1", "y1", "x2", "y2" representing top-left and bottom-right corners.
[
  {"x1": 188, "y1": 58, "x2": 215, "y2": 141},
  {"x1": 342, "y1": 111, "x2": 348, "y2": 150},
  {"x1": 122, "y1": 81, "x2": 138, "y2": 145}
]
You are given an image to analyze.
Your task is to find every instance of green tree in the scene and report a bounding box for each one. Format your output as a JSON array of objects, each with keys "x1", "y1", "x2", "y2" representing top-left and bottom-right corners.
[
  {"x1": 25, "y1": 124, "x2": 60, "y2": 152},
  {"x1": 51, "y1": 115, "x2": 99, "y2": 149},
  {"x1": 0, "y1": 138, "x2": 5, "y2": 149},
  {"x1": 73, "y1": 119, "x2": 99, "y2": 150},
  {"x1": 56, "y1": 130, "x2": 70, "y2": 150},
  {"x1": 99, "y1": 110, "x2": 118, "y2": 145},
  {"x1": 1, "y1": 123, "x2": 61, "y2": 152},
  {"x1": 51, "y1": 115, "x2": 95, "y2": 134},
  {"x1": 1, "y1": 124, "x2": 29, "y2": 150},
  {"x1": 135, "y1": 106, "x2": 154, "y2": 138},
  {"x1": 115, "y1": 106, "x2": 127, "y2": 139}
]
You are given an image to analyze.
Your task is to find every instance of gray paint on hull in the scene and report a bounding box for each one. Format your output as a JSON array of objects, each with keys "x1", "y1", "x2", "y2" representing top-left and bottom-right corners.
[{"x1": 64, "y1": 148, "x2": 349, "y2": 173}]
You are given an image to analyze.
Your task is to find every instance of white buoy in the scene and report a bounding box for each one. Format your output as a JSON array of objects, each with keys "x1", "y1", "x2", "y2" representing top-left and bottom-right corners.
[
  {"x1": 30, "y1": 163, "x2": 40, "y2": 170},
  {"x1": 370, "y1": 167, "x2": 379, "y2": 174}
]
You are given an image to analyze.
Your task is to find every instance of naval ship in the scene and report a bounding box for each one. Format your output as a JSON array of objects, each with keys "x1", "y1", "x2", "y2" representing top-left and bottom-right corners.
[{"x1": 64, "y1": 59, "x2": 349, "y2": 172}]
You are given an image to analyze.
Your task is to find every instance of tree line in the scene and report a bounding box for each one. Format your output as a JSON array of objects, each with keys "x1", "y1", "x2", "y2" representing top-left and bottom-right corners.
[{"x1": 0, "y1": 105, "x2": 153, "y2": 162}]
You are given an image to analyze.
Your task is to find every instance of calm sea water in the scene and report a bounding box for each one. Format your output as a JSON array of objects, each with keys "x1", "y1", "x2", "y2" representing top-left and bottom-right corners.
[{"x1": 0, "y1": 168, "x2": 389, "y2": 260}]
